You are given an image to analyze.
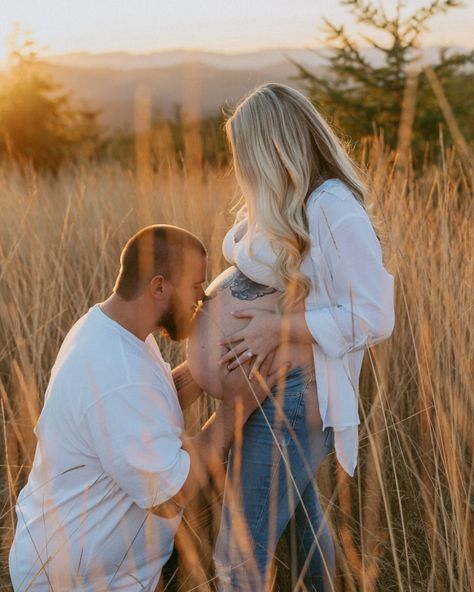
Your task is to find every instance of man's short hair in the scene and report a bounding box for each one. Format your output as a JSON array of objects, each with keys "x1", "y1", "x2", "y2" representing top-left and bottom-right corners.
[{"x1": 114, "y1": 225, "x2": 206, "y2": 301}]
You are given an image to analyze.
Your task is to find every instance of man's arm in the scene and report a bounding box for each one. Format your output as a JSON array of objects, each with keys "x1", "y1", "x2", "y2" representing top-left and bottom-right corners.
[
  {"x1": 161, "y1": 399, "x2": 243, "y2": 513},
  {"x1": 150, "y1": 358, "x2": 279, "y2": 518},
  {"x1": 172, "y1": 361, "x2": 203, "y2": 410}
]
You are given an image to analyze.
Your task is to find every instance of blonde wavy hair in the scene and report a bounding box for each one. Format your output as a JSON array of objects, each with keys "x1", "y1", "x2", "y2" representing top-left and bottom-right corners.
[{"x1": 225, "y1": 82, "x2": 367, "y2": 312}]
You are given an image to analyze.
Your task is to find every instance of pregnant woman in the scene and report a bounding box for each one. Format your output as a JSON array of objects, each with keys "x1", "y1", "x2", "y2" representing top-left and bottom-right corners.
[{"x1": 186, "y1": 83, "x2": 395, "y2": 591}]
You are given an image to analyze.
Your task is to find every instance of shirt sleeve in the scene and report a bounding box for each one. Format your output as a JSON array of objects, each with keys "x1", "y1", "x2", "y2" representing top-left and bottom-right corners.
[
  {"x1": 304, "y1": 211, "x2": 395, "y2": 359},
  {"x1": 80, "y1": 384, "x2": 190, "y2": 509}
]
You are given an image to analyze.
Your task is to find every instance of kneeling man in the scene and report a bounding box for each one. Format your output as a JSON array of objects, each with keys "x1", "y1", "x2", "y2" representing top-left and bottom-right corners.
[{"x1": 9, "y1": 225, "x2": 272, "y2": 591}]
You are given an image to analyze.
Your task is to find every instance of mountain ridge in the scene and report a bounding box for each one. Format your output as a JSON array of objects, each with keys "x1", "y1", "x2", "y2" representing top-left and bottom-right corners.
[
  {"x1": 44, "y1": 46, "x2": 466, "y2": 71},
  {"x1": 35, "y1": 46, "x2": 471, "y2": 130}
]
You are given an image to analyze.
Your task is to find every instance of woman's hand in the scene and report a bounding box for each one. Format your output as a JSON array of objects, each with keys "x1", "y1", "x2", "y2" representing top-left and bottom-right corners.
[{"x1": 218, "y1": 309, "x2": 281, "y2": 379}]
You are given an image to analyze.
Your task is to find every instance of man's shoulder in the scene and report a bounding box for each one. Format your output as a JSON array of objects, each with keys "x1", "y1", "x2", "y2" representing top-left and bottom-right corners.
[
  {"x1": 51, "y1": 306, "x2": 176, "y2": 397},
  {"x1": 56, "y1": 308, "x2": 121, "y2": 363},
  {"x1": 50, "y1": 309, "x2": 138, "y2": 394}
]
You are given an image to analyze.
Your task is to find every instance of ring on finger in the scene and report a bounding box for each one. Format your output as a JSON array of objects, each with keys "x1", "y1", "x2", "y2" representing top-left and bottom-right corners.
[{"x1": 246, "y1": 350, "x2": 253, "y2": 358}]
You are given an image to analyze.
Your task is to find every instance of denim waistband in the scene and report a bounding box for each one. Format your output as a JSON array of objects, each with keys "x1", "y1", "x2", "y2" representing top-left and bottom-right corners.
[{"x1": 283, "y1": 361, "x2": 315, "y2": 383}]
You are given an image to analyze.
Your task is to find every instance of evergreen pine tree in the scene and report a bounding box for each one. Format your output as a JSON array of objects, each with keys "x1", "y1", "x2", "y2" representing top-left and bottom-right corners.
[{"x1": 290, "y1": 0, "x2": 473, "y2": 159}]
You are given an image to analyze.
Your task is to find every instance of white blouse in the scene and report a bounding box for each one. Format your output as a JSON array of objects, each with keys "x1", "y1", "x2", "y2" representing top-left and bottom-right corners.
[{"x1": 222, "y1": 178, "x2": 395, "y2": 476}]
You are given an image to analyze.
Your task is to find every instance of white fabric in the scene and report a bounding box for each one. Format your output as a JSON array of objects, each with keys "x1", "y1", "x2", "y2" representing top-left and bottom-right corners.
[
  {"x1": 222, "y1": 178, "x2": 395, "y2": 476},
  {"x1": 9, "y1": 304, "x2": 190, "y2": 591},
  {"x1": 222, "y1": 219, "x2": 286, "y2": 290}
]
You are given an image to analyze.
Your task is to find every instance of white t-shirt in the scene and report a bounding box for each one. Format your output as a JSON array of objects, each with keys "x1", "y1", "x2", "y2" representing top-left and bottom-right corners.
[{"x1": 9, "y1": 304, "x2": 190, "y2": 591}]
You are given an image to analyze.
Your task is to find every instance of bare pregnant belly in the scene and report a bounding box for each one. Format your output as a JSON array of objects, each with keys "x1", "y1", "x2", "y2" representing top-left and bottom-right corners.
[{"x1": 186, "y1": 266, "x2": 315, "y2": 400}]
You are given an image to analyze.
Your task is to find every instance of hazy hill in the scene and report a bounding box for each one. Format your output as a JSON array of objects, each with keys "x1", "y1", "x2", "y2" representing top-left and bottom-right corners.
[
  {"x1": 42, "y1": 47, "x2": 469, "y2": 130},
  {"x1": 45, "y1": 48, "x2": 325, "y2": 71},
  {"x1": 45, "y1": 61, "x2": 303, "y2": 128},
  {"x1": 44, "y1": 52, "x2": 315, "y2": 128}
]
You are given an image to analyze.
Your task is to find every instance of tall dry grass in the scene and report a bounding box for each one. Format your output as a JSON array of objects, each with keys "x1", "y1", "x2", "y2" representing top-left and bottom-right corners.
[{"x1": 0, "y1": 129, "x2": 472, "y2": 590}]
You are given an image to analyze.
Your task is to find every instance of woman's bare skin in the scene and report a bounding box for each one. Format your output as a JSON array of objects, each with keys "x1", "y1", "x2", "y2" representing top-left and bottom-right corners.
[{"x1": 186, "y1": 267, "x2": 318, "y2": 426}]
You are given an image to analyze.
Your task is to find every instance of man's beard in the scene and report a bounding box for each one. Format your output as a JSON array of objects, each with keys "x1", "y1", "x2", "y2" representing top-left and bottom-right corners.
[{"x1": 159, "y1": 293, "x2": 189, "y2": 341}]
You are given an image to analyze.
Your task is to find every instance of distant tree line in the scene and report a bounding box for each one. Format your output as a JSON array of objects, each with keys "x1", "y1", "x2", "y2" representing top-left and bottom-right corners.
[
  {"x1": 0, "y1": 34, "x2": 102, "y2": 173},
  {"x1": 0, "y1": 31, "x2": 231, "y2": 174},
  {"x1": 102, "y1": 104, "x2": 231, "y2": 171},
  {"x1": 0, "y1": 0, "x2": 472, "y2": 174}
]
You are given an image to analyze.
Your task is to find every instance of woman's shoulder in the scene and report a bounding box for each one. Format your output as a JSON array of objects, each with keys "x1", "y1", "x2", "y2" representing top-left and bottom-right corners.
[
  {"x1": 308, "y1": 178, "x2": 356, "y2": 205},
  {"x1": 307, "y1": 178, "x2": 366, "y2": 222}
]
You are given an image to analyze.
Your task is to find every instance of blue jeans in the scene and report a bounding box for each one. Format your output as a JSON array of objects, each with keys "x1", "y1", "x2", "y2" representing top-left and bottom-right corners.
[{"x1": 214, "y1": 366, "x2": 336, "y2": 591}]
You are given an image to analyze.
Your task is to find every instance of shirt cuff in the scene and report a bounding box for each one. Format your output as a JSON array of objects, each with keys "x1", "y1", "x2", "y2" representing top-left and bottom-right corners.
[
  {"x1": 134, "y1": 449, "x2": 191, "y2": 510},
  {"x1": 305, "y1": 306, "x2": 351, "y2": 359}
]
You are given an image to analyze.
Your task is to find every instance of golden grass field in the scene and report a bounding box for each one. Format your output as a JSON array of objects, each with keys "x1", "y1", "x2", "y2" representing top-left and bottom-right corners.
[{"x1": 0, "y1": 134, "x2": 472, "y2": 591}]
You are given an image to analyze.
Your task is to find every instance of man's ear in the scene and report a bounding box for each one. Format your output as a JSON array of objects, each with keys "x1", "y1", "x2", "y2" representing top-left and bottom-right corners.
[{"x1": 149, "y1": 275, "x2": 167, "y2": 300}]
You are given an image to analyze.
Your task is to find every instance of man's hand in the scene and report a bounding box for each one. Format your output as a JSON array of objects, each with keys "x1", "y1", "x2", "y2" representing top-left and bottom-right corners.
[{"x1": 149, "y1": 352, "x2": 290, "y2": 518}]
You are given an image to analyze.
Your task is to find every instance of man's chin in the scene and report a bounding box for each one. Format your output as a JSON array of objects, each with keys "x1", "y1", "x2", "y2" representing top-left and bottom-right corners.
[
  {"x1": 158, "y1": 303, "x2": 193, "y2": 342},
  {"x1": 159, "y1": 323, "x2": 190, "y2": 342},
  {"x1": 159, "y1": 327, "x2": 179, "y2": 341}
]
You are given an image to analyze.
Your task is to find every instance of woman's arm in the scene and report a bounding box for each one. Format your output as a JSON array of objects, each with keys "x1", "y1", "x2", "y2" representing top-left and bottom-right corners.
[
  {"x1": 220, "y1": 210, "x2": 394, "y2": 368},
  {"x1": 224, "y1": 309, "x2": 314, "y2": 346},
  {"x1": 304, "y1": 212, "x2": 395, "y2": 359},
  {"x1": 218, "y1": 308, "x2": 313, "y2": 377}
]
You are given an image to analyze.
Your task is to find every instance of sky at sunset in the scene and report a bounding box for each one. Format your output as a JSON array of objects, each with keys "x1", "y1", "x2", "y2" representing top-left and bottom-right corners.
[{"x1": 0, "y1": 0, "x2": 472, "y2": 62}]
